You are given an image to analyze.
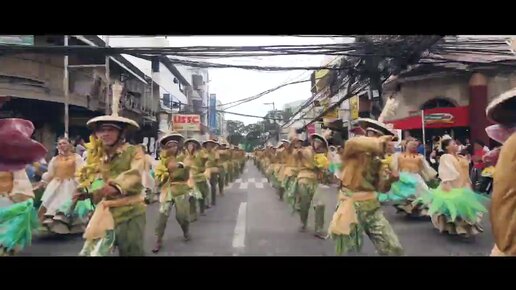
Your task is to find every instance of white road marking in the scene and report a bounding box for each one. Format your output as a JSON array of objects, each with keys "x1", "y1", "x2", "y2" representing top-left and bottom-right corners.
[
  {"x1": 261, "y1": 178, "x2": 267, "y2": 183},
  {"x1": 235, "y1": 178, "x2": 242, "y2": 183},
  {"x1": 232, "y1": 202, "x2": 247, "y2": 248},
  {"x1": 248, "y1": 177, "x2": 255, "y2": 183},
  {"x1": 239, "y1": 182, "x2": 248, "y2": 190},
  {"x1": 319, "y1": 184, "x2": 330, "y2": 189},
  {"x1": 255, "y1": 182, "x2": 264, "y2": 189}
]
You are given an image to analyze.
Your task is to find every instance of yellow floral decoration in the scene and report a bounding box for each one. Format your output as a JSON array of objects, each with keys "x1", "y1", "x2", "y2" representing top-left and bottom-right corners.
[
  {"x1": 76, "y1": 135, "x2": 105, "y2": 190},
  {"x1": 154, "y1": 151, "x2": 170, "y2": 184}
]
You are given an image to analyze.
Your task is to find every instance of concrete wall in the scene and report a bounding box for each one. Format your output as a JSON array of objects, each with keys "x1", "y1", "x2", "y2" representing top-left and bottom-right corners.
[
  {"x1": 487, "y1": 72, "x2": 516, "y2": 103},
  {"x1": 383, "y1": 75, "x2": 471, "y2": 121}
]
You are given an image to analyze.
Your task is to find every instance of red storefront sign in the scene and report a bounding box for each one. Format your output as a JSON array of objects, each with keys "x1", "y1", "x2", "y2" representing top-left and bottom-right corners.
[
  {"x1": 385, "y1": 106, "x2": 469, "y2": 130},
  {"x1": 172, "y1": 114, "x2": 201, "y2": 131}
]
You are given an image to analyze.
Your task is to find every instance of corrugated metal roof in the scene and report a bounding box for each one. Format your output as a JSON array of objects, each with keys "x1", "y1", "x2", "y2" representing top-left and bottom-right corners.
[{"x1": 386, "y1": 36, "x2": 516, "y2": 84}]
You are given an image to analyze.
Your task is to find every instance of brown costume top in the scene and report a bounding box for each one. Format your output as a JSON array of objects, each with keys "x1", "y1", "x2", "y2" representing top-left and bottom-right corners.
[
  {"x1": 491, "y1": 132, "x2": 516, "y2": 255},
  {"x1": 397, "y1": 153, "x2": 423, "y2": 173}
]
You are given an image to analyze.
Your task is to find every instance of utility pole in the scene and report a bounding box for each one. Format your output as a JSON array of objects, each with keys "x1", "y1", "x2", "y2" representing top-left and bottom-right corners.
[
  {"x1": 264, "y1": 102, "x2": 279, "y2": 142},
  {"x1": 63, "y1": 35, "x2": 69, "y2": 138},
  {"x1": 105, "y1": 36, "x2": 111, "y2": 114}
]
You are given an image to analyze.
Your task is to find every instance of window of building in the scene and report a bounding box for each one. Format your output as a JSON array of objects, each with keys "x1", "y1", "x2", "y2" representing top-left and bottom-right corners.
[{"x1": 420, "y1": 98, "x2": 456, "y2": 110}]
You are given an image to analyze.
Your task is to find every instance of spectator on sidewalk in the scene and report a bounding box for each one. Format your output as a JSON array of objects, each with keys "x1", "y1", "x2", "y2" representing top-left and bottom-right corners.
[{"x1": 470, "y1": 140, "x2": 488, "y2": 191}]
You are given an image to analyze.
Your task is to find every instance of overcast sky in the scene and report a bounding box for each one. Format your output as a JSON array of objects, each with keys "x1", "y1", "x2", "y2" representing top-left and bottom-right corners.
[
  {"x1": 164, "y1": 36, "x2": 353, "y2": 124},
  {"x1": 106, "y1": 35, "x2": 352, "y2": 124}
]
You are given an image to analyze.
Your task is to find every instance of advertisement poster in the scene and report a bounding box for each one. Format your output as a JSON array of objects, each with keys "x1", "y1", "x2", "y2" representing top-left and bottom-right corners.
[{"x1": 172, "y1": 114, "x2": 201, "y2": 131}]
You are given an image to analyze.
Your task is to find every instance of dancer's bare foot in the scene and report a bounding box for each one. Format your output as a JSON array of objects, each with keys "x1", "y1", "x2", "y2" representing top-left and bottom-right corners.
[{"x1": 152, "y1": 241, "x2": 162, "y2": 253}]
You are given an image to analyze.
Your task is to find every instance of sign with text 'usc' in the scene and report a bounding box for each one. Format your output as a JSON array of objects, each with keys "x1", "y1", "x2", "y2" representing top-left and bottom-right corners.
[{"x1": 172, "y1": 114, "x2": 201, "y2": 131}]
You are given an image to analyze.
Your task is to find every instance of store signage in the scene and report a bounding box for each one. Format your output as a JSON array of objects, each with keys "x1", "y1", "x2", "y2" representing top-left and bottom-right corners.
[
  {"x1": 172, "y1": 114, "x2": 201, "y2": 131},
  {"x1": 425, "y1": 113, "x2": 454, "y2": 124}
]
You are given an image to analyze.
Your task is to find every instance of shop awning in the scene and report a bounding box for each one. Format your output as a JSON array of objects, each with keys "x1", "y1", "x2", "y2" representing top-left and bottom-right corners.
[{"x1": 385, "y1": 106, "x2": 469, "y2": 130}]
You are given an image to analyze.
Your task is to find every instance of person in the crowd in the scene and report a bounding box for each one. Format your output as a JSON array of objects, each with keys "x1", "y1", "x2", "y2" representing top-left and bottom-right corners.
[
  {"x1": 182, "y1": 138, "x2": 207, "y2": 220},
  {"x1": 329, "y1": 145, "x2": 343, "y2": 181},
  {"x1": 417, "y1": 140, "x2": 425, "y2": 155},
  {"x1": 485, "y1": 87, "x2": 516, "y2": 256},
  {"x1": 295, "y1": 133, "x2": 329, "y2": 239},
  {"x1": 415, "y1": 138, "x2": 489, "y2": 238},
  {"x1": 141, "y1": 144, "x2": 156, "y2": 205},
  {"x1": 329, "y1": 131, "x2": 403, "y2": 255},
  {"x1": 73, "y1": 82, "x2": 146, "y2": 256},
  {"x1": 379, "y1": 138, "x2": 437, "y2": 217},
  {"x1": 470, "y1": 140, "x2": 488, "y2": 192},
  {"x1": 75, "y1": 136, "x2": 87, "y2": 157},
  {"x1": 0, "y1": 118, "x2": 46, "y2": 256},
  {"x1": 38, "y1": 137, "x2": 87, "y2": 234},
  {"x1": 153, "y1": 132, "x2": 192, "y2": 253}
]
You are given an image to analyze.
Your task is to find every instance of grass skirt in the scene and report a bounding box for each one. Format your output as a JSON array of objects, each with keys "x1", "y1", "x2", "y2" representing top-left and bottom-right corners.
[
  {"x1": 0, "y1": 198, "x2": 39, "y2": 255},
  {"x1": 414, "y1": 186, "x2": 489, "y2": 236}
]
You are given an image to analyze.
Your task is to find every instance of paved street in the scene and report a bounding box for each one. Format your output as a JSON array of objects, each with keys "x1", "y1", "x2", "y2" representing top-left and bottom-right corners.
[{"x1": 22, "y1": 161, "x2": 494, "y2": 256}]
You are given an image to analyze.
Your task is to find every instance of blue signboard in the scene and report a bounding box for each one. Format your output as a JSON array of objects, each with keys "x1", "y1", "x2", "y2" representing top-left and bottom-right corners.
[{"x1": 209, "y1": 94, "x2": 217, "y2": 130}]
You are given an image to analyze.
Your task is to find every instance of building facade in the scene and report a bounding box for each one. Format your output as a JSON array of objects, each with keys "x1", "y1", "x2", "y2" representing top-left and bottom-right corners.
[
  {"x1": 382, "y1": 36, "x2": 516, "y2": 146},
  {"x1": 0, "y1": 35, "x2": 161, "y2": 159}
]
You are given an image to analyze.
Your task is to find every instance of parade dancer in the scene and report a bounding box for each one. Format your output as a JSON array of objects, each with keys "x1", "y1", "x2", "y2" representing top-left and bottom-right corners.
[
  {"x1": 229, "y1": 146, "x2": 238, "y2": 183},
  {"x1": 202, "y1": 138, "x2": 219, "y2": 207},
  {"x1": 218, "y1": 140, "x2": 229, "y2": 191},
  {"x1": 74, "y1": 82, "x2": 146, "y2": 256},
  {"x1": 294, "y1": 133, "x2": 330, "y2": 239},
  {"x1": 153, "y1": 132, "x2": 193, "y2": 253},
  {"x1": 328, "y1": 131, "x2": 404, "y2": 256},
  {"x1": 264, "y1": 145, "x2": 275, "y2": 183},
  {"x1": 414, "y1": 136, "x2": 488, "y2": 238},
  {"x1": 183, "y1": 138, "x2": 208, "y2": 218},
  {"x1": 283, "y1": 130, "x2": 303, "y2": 209},
  {"x1": 485, "y1": 88, "x2": 516, "y2": 256},
  {"x1": 273, "y1": 140, "x2": 290, "y2": 201},
  {"x1": 0, "y1": 118, "x2": 46, "y2": 256},
  {"x1": 37, "y1": 137, "x2": 88, "y2": 234},
  {"x1": 379, "y1": 138, "x2": 437, "y2": 217},
  {"x1": 238, "y1": 149, "x2": 245, "y2": 175},
  {"x1": 141, "y1": 144, "x2": 157, "y2": 205}
]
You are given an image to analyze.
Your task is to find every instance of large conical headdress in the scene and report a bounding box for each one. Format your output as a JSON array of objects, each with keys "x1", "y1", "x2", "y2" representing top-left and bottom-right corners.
[
  {"x1": 486, "y1": 87, "x2": 516, "y2": 126},
  {"x1": 159, "y1": 131, "x2": 185, "y2": 146},
  {"x1": 86, "y1": 81, "x2": 140, "y2": 130}
]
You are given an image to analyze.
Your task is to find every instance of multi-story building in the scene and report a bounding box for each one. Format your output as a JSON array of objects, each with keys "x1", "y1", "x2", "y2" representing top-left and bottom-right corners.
[
  {"x1": 382, "y1": 36, "x2": 516, "y2": 146},
  {"x1": 216, "y1": 99, "x2": 227, "y2": 137},
  {"x1": 0, "y1": 35, "x2": 161, "y2": 158}
]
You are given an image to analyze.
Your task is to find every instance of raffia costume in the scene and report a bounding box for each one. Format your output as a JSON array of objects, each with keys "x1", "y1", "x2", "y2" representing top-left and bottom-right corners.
[
  {"x1": 154, "y1": 133, "x2": 194, "y2": 245},
  {"x1": 77, "y1": 82, "x2": 146, "y2": 256},
  {"x1": 486, "y1": 88, "x2": 516, "y2": 256},
  {"x1": 293, "y1": 134, "x2": 329, "y2": 236},
  {"x1": 218, "y1": 142, "x2": 230, "y2": 192},
  {"x1": 202, "y1": 139, "x2": 220, "y2": 207},
  {"x1": 183, "y1": 139, "x2": 209, "y2": 219},
  {"x1": 329, "y1": 135, "x2": 403, "y2": 255}
]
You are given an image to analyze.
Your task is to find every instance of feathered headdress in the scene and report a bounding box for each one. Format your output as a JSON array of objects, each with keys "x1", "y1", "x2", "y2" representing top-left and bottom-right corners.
[{"x1": 378, "y1": 96, "x2": 399, "y2": 124}]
